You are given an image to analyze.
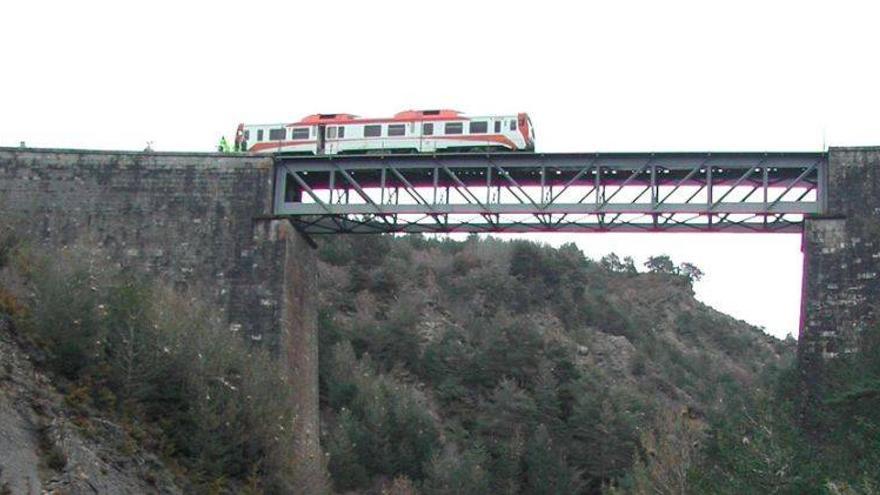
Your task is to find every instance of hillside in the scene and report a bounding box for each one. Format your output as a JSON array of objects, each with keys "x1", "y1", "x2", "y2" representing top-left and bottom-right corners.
[
  {"x1": 3, "y1": 230, "x2": 876, "y2": 494},
  {"x1": 315, "y1": 235, "x2": 792, "y2": 493},
  {"x1": 0, "y1": 234, "x2": 304, "y2": 494},
  {"x1": 0, "y1": 316, "x2": 182, "y2": 494}
]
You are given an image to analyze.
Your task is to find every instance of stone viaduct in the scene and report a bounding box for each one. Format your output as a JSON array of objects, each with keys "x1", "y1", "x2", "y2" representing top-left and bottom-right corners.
[
  {"x1": 1, "y1": 146, "x2": 878, "y2": 479},
  {"x1": 0, "y1": 149, "x2": 321, "y2": 483}
]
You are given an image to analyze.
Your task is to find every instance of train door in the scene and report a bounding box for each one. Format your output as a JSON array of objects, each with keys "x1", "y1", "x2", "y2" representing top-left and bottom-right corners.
[
  {"x1": 316, "y1": 125, "x2": 326, "y2": 155},
  {"x1": 421, "y1": 121, "x2": 435, "y2": 152}
]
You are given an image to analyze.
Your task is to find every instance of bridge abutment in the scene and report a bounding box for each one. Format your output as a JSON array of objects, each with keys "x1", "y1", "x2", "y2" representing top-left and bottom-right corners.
[
  {"x1": 0, "y1": 149, "x2": 324, "y2": 486},
  {"x1": 800, "y1": 147, "x2": 880, "y2": 408}
]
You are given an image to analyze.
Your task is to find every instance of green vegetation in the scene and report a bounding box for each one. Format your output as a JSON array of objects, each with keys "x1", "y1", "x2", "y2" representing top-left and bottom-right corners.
[
  {"x1": 4, "y1": 224, "x2": 877, "y2": 494},
  {"x1": 0, "y1": 240, "x2": 300, "y2": 493},
  {"x1": 617, "y1": 336, "x2": 880, "y2": 495},
  {"x1": 316, "y1": 235, "x2": 787, "y2": 493},
  {"x1": 698, "y1": 330, "x2": 880, "y2": 494}
]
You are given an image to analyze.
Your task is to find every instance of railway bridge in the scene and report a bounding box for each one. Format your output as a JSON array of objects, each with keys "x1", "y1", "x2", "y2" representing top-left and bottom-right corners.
[
  {"x1": 1, "y1": 146, "x2": 877, "y2": 484},
  {"x1": 274, "y1": 151, "x2": 827, "y2": 234}
]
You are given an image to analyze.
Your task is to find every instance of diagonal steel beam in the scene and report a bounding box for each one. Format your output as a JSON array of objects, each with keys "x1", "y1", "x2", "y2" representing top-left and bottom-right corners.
[
  {"x1": 486, "y1": 161, "x2": 547, "y2": 225},
  {"x1": 440, "y1": 166, "x2": 496, "y2": 228},
  {"x1": 548, "y1": 160, "x2": 598, "y2": 203},
  {"x1": 387, "y1": 167, "x2": 445, "y2": 227},
  {"x1": 768, "y1": 161, "x2": 819, "y2": 210},
  {"x1": 600, "y1": 160, "x2": 651, "y2": 208},
  {"x1": 288, "y1": 170, "x2": 335, "y2": 215},
  {"x1": 335, "y1": 167, "x2": 381, "y2": 211},
  {"x1": 489, "y1": 162, "x2": 542, "y2": 209},
  {"x1": 711, "y1": 163, "x2": 759, "y2": 209},
  {"x1": 657, "y1": 163, "x2": 703, "y2": 205}
]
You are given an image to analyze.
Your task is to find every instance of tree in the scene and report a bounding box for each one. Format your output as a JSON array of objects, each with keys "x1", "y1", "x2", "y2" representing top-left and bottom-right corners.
[
  {"x1": 491, "y1": 433, "x2": 524, "y2": 495},
  {"x1": 423, "y1": 445, "x2": 491, "y2": 495},
  {"x1": 103, "y1": 280, "x2": 167, "y2": 409},
  {"x1": 678, "y1": 262, "x2": 704, "y2": 283},
  {"x1": 327, "y1": 409, "x2": 370, "y2": 490},
  {"x1": 509, "y1": 241, "x2": 544, "y2": 281},
  {"x1": 601, "y1": 253, "x2": 626, "y2": 273},
  {"x1": 600, "y1": 253, "x2": 638, "y2": 275},
  {"x1": 524, "y1": 425, "x2": 583, "y2": 494},
  {"x1": 689, "y1": 389, "x2": 818, "y2": 494},
  {"x1": 644, "y1": 255, "x2": 676, "y2": 275},
  {"x1": 480, "y1": 379, "x2": 538, "y2": 445},
  {"x1": 325, "y1": 342, "x2": 440, "y2": 489},
  {"x1": 567, "y1": 379, "x2": 643, "y2": 488}
]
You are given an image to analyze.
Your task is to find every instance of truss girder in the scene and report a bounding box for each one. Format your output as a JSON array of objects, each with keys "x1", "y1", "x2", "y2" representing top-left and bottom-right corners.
[{"x1": 273, "y1": 152, "x2": 827, "y2": 234}]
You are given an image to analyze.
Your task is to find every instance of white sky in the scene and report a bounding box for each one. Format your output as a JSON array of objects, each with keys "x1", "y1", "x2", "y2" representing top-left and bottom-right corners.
[{"x1": 2, "y1": 0, "x2": 879, "y2": 338}]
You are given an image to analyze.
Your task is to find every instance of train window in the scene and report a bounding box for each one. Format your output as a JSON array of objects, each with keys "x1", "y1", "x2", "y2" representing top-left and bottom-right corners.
[
  {"x1": 244, "y1": 130, "x2": 250, "y2": 140},
  {"x1": 291, "y1": 128, "x2": 309, "y2": 140},
  {"x1": 469, "y1": 121, "x2": 488, "y2": 134},
  {"x1": 327, "y1": 127, "x2": 337, "y2": 139},
  {"x1": 338, "y1": 126, "x2": 345, "y2": 138},
  {"x1": 509, "y1": 120, "x2": 517, "y2": 131},
  {"x1": 423, "y1": 123, "x2": 434, "y2": 135},
  {"x1": 269, "y1": 128, "x2": 286, "y2": 141},
  {"x1": 445, "y1": 122, "x2": 463, "y2": 135},
  {"x1": 494, "y1": 121, "x2": 501, "y2": 133},
  {"x1": 364, "y1": 125, "x2": 382, "y2": 137},
  {"x1": 257, "y1": 129, "x2": 264, "y2": 141},
  {"x1": 388, "y1": 124, "x2": 406, "y2": 136}
]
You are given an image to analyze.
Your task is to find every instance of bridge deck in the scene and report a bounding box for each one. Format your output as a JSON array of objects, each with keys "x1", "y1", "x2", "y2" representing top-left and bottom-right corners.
[{"x1": 273, "y1": 152, "x2": 827, "y2": 234}]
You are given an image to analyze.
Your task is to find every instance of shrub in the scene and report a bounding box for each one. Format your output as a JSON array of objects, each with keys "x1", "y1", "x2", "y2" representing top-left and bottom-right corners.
[
  {"x1": 325, "y1": 341, "x2": 441, "y2": 491},
  {"x1": 11, "y1": 247, "x2": 299, "y2": 493},
  {"x1": 45, "y1": 445, "x2": 68, "y2": 471},
  {"x1": 422, "y1": 445, "x2": 491, "y2": 495}
]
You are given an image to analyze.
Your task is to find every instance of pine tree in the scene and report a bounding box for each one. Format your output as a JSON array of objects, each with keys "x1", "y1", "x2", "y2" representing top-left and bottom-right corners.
[
  {"x1": 327, "y1": 409, "x2": 370, "y2": 490},
  {"x1": 524, "y1": 425, "x2": 583, "y2": 495},
  {"x1": 491, "y1": 432, "x2": 525, "y2": 495},
  {"x1": 422, "y1": 445, "x2": 491, "y2": 495},
  {"x1": 479, "y1": 379, "x2": 538, "y2": 455},
  {"x1": 534, "y1": 362, "x2": 563, "y2": 434}
]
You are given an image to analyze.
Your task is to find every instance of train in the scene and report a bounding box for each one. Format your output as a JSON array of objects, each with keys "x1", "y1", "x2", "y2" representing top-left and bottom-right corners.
[{"x1": 234, "y1": 110, "x2": 535, "y2": 155}]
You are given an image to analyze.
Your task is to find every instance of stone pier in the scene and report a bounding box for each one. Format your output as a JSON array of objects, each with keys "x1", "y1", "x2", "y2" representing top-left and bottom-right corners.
[{"x1": 0, "y1": 148, "x2": 323, "y2": 486}]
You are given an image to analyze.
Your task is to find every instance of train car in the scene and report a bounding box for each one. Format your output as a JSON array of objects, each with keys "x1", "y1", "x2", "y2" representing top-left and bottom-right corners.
[{"x1": 235, "y1": 110, "x2": 534, "y2": 155}]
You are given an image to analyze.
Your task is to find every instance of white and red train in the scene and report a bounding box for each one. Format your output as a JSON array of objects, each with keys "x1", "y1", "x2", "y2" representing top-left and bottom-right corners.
[{"x1": 235, "y1": 110, "x2": 535, "y2": 155}]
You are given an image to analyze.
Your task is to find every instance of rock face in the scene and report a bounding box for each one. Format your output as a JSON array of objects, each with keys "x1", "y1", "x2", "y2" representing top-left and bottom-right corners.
[
  {"x1": 0, "y1": 384, "x2": 41, "y2": 494},
  {"x1": 800, "y1": 147, "x2": 880, "y2": 405},
  {"x1": 0, "y1": 317, "x2": 181, "y2": 494}
]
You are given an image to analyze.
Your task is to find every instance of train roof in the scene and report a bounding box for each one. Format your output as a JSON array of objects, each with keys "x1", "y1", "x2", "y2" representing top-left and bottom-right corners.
[
  {"x1": 290, "y1": 110, "x2": 467, "y2": 126},
  {"x1": 242, "y1": 110, "x2": 527, "y2": 128}
]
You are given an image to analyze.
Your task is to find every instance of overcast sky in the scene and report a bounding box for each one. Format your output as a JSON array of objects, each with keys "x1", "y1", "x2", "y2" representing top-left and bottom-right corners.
[{"x1": 2, "y1": 1, "x2": 879, "y2": 338}]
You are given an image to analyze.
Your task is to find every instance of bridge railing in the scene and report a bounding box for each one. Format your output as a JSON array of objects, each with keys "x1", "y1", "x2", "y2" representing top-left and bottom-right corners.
[{"x1": 273, "y1": 152, "x2": 827, "y2": 234}]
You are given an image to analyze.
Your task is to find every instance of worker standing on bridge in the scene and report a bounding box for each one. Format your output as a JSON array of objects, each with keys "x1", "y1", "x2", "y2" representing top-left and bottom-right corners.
[{"x1": 218, "y1": 136, "x2": 231, "y2": 153}]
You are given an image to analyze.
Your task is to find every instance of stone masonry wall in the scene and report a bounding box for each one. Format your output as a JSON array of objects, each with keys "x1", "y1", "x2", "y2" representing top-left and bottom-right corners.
[
  {"x1": 799, "y1": 147, "x2": 880, "y2": 401},
  {"x1": 0, "y1": 148, "x2": 322, "y2": 485}
]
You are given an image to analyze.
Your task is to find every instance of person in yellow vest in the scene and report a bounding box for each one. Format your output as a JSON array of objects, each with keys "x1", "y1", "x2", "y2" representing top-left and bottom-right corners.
[{"x1": 218, "y1": 136, "x2": 231, "y2": 153}]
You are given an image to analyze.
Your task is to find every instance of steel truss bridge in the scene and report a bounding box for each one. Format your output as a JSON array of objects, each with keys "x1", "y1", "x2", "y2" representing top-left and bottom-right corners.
[{"x1": 273, "y1": 152, "x2": 828, "y2": 234}]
